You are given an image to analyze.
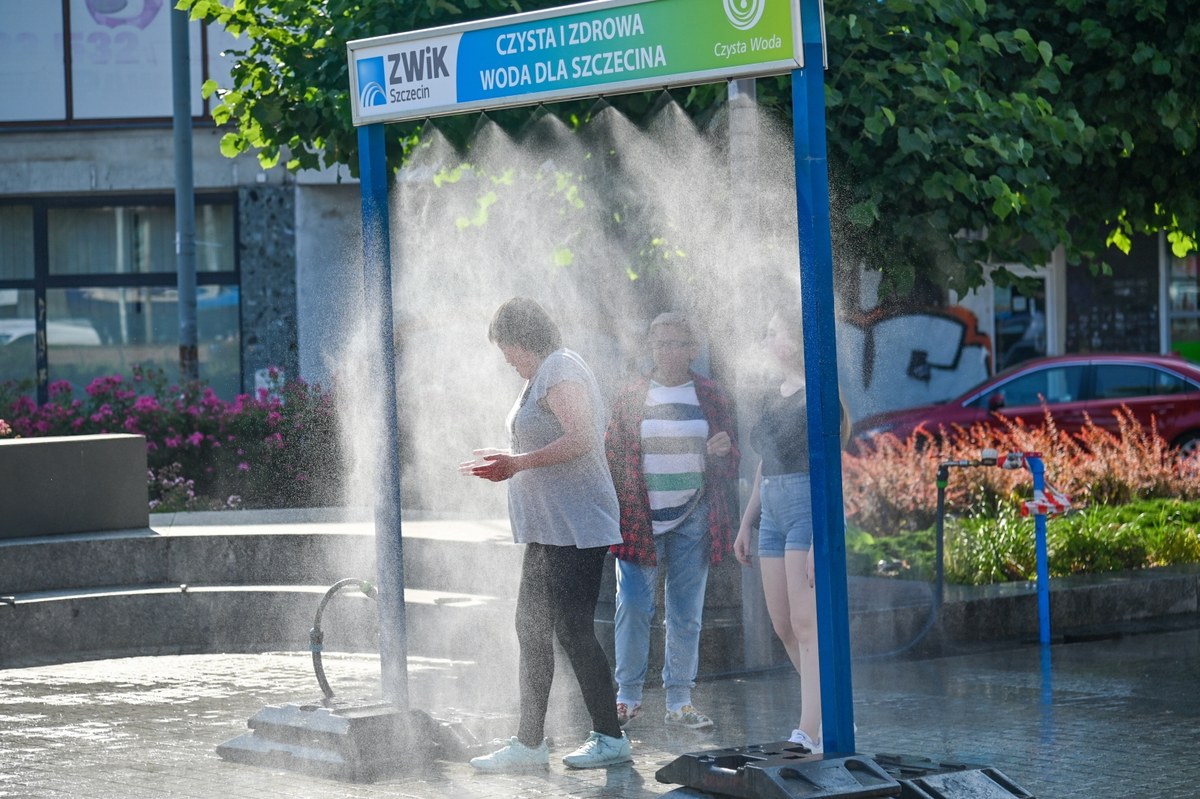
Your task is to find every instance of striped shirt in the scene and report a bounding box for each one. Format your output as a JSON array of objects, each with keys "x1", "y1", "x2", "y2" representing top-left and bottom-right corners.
[{"x1": 641, "y1": 381, "x2": 708, "y2": 534}]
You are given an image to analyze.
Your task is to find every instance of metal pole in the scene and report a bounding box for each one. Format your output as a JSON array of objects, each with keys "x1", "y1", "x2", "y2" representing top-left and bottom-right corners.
[
  {"x1": 935, "y1": 464, "x2": 948, "y2": 614},
  {"x1": 794, "y1": 0, "x2": 855, "y2": 755},
  {"x1": 357, "y1": 123, "x2": 409, "y2": 705},
  {"x1": 1028, "y1": 455, "x2": 1051, "y2": 645},
  {"x1": 171, "y1": 7, "x2": 198, "y2": 381}
]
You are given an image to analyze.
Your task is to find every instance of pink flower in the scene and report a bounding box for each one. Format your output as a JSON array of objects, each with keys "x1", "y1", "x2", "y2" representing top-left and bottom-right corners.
[
  {"x1": 133, "y1": 395, "x2": 160, "y2": 413},
  {"x1": 187, "y1": 432, "x2": 204, "y2": 447},
  {"x1": 238, "y1": 462, "x2": 250, "y2": 472},
  {"x1": 165, "y1": 436, "x2": 182, "y2": 449},
  {"x1": 48, "y1": 380, "x2": 73, "y2": 398}
]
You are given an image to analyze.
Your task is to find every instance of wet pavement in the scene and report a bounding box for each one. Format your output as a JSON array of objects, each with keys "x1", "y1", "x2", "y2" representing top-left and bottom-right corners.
[{"x1": 2, "y1": 623, "x2": 1198, "y2": 799}]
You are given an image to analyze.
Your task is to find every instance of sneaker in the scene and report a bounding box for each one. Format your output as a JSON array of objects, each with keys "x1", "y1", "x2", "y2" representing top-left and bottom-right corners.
[
  {"x1": 616, "y1": 702, "x2": 642, "y2": 727},
  {"x1": 561, "y1": 731, "x2": 633, "y2": 769},
  {"x1": 469, "y1": 737, "x2": 549, "y2": 772},
  {"x1": 664, "y1": 704, "x2": 714, "y2": 730},
  {"x1": 787, "y1": 728, "x2": 823, "y2": 754}
]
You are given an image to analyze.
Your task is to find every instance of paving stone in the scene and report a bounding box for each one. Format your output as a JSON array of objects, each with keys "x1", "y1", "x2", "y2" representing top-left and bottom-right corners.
[{"x1": 1, "y1": 627, "x2": 1199, "y2": 798}]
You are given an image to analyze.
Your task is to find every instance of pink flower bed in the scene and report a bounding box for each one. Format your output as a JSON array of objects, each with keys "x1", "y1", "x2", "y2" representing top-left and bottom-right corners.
[{"x1": 0, "y1": 366, "x2": 342, "y2": 512}]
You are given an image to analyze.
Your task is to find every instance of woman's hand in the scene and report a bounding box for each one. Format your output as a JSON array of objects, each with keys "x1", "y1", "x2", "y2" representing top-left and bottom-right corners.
[
  {"x1": 706, "y1": 430, "x2": 731, "y2": 457},
  {"x1": 460, "y1": 449, "x2": 519, "y2": 482},
  {"x1": 733, "y1": 525, "x2": 754, "y2": 566}
]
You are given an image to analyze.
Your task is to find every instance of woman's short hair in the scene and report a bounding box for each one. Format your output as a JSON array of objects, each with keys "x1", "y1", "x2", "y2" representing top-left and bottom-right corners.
[
  {"x1": 488, "y1": 297, "x2": 562, "y2": 358},
  {"x1": 648, "y1": 311, "x2": 695, "y2": 342}
]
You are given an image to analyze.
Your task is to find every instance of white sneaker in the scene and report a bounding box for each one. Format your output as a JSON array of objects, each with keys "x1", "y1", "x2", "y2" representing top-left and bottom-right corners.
[
  {"x1": 469, "y1": 737, "x2": 549, "y2": 772},
  {"x1": 664, "y1": 704, "x2": 714, "y2": 730},
  {"x1": 787, "y1": 728, "x2": 823, "y2": 754},
  {"x1": 561, "y1": 730, "x2": 633, "y2": 769}
]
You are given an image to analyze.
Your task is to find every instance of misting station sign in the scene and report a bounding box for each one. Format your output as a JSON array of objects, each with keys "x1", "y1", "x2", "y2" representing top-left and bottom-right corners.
[{"x1": 348, "y1": 0, "x2": 801, "y2": 125}]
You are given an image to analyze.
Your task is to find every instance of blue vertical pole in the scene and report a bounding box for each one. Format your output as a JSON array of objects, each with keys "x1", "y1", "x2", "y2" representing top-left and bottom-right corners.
[
  {"x1": 794, "y1": 0, "x2": 855, "y2": 754},
  {"x1": 357, "y1": 123, "x2": 409, "y2": 705},
  {"x1": 1028, "y1": 455, "x2": 1051, "y2": 645}
]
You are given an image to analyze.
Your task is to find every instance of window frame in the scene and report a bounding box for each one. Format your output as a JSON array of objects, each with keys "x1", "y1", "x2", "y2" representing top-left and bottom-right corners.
[{"x1": 0, "y1": 192, "x2": 240, "y2": 403}]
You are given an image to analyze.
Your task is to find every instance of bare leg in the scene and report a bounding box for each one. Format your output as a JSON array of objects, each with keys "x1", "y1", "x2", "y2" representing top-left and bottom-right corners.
[{"x1": 784, "y1": 548, "x2": 820, "y2": 741}]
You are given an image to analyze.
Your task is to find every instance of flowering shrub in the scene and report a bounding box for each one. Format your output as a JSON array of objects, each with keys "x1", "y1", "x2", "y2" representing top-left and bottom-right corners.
[
  {"x1": 843, "y1": 404, "x2": 1200, "y2": 539},
  {"x1": 0, "y1": 366, "x2": 342, "y2": 512},
  {"x1": 843, "y1": 404, "x2": 1200, "y2": 584}
]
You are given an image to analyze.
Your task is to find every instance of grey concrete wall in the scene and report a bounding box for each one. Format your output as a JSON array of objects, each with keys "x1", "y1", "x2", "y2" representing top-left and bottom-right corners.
[
  {"x1": 0, "y1": 128, "x2": 286, "y2": 195},
  {"x1": 0, "y1": 434, "x2": 148, "y2": 538},
  {"x1": 239, "y1": 185, "x2": 299, "y2": 390}
]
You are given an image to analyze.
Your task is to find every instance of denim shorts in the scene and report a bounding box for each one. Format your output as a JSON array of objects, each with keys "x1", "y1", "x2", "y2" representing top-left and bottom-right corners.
[{"x1": 757, "y1": 472, "x2": 813, "y2": 558}]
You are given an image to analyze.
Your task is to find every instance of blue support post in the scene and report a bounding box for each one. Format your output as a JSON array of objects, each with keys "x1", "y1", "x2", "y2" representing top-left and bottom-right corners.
[
  {"x1": 794, "y1": 0, "x2": 855, "y2": 754},
  {"x1": 1027, "y1": 455, "x2": 1051, "y2": 645},
  {"x1": 357, "y1": 123, "x2": 410, "y2": 706}
]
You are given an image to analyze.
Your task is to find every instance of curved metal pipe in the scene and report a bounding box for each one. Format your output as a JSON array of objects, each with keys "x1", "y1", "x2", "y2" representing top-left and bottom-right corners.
[{"x1": 310, "y1": 579, "x2": 378, "y2": 704}]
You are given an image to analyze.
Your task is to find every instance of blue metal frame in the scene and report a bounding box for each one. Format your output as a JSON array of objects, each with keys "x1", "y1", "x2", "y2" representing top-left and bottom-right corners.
[
  {"x1": 357, "y1": 123, "x2": 410, "y2": 704},
  {"x1": 795, "y1": 0, "x2": 855, "y2": 755},
  {"x1": 355, "y1": 2, "x2": 855, "y2": 738},
  {"x1": 1027, "y1": 454, "x2": 1052, "y2": 645}
]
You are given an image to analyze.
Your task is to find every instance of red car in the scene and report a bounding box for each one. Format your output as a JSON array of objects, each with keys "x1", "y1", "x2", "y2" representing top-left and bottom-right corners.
[{"x1": 852, "y1": 353, "x2": 1200, "y2": 456}]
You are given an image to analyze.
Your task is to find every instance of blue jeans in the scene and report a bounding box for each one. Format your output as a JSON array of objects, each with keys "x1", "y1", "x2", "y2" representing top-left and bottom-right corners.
[
  {"x1": 757, "y1": 472, "x2": 814, "y2": 556},
  {"x1": 613, "y1": 496, "x2": 710, "y2": 709}
]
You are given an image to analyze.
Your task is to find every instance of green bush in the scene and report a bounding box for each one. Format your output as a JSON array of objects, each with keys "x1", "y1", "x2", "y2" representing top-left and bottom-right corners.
[{"x1": 842, "y1": 406, "x2": 1200, "y2": 584}]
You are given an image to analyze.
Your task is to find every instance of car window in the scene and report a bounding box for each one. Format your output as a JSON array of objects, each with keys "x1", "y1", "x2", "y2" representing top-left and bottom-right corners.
[
  {"x1": 969, "y1": 365, "x2": 1086, "y2": 409},
  {"x1": 1093, "y1": 364, "x2": 1197, "y2": 399}
]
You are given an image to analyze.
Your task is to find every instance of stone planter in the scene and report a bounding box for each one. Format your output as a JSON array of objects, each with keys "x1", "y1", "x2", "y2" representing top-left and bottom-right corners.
[{"x1": 0, "y1": 433, "x2": 148, "y2": 538}]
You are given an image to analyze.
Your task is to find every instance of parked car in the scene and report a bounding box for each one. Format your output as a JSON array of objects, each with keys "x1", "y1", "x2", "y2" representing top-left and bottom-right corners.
[
  {"x1": 852, "y1": 353, "x2": 1200, "y2": 456},
  {"x1": 0, "y1": 319, "x2": 102, "y2": 346}
]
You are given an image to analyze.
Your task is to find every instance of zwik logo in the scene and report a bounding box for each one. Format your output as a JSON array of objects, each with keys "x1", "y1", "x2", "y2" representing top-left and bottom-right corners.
[
  {"x1": 357, "y1": 57, "x2": 387, "y2": 108},
  {"x1": 723, "y1": 0, "x2": 765, "y2": 30}
]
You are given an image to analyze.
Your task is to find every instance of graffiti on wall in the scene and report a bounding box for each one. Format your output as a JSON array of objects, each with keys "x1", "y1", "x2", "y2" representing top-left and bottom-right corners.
[{"x1": 838, "y1": 305, "x2": 993, "y2": 420}]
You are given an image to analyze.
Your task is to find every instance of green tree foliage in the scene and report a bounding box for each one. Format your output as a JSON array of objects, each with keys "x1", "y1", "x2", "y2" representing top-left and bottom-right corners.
[{"x1": 180, "y1": 0, "x2": 1200, "y2": 292}]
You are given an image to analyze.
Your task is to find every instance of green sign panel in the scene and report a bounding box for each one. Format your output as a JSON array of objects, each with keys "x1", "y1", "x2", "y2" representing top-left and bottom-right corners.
[{"x1": 348, "y1": 0, "x2": 801, "y2": 125}]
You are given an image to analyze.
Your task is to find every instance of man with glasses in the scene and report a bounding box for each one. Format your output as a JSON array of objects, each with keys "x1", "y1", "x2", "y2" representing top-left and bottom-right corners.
[{"x1": 605, "y1": 312, "x2": 740, "y2": 731}]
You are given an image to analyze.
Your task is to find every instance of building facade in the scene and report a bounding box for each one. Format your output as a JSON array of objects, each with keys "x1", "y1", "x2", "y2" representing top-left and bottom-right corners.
[{"x1": 3, "y1": 3, "x2": 1197, "y2": 415}]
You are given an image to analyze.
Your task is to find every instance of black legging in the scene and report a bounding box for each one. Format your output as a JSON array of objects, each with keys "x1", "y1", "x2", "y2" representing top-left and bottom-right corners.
[{"x1": 516, "y1": 542, "x2": 621, "y2": 746}]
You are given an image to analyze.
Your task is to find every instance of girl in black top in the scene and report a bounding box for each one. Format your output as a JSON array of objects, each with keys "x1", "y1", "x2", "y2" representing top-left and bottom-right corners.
[{"x1": 733, "y1": 302, "x2": 844, "y2": 753}]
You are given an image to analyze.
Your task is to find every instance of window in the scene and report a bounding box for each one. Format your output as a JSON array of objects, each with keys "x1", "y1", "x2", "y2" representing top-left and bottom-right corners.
[
  {"x1": 48, "y1": 205, "x2": 234, "y2": 275},
  {"x1": 0, "y1": 196, "x2": 240, "y2": 401},
  {"x1": 0, "y1": 205, "x2": 34, "y2": 280},
  {"x1": 0, "y1": 4, "x2": 237, "y2": 127},
  {"x1": 970, "y1": 365, "x2": 1086, "y2": 409},
  {"x1": 1093, "y1": 364, "x2": 1196, "y2": 400}
]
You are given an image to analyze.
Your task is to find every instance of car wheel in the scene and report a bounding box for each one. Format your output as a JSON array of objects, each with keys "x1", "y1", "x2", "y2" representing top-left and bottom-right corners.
[{"x1": 1174, "y1": 432, "x2": 1200, "y2": 460}]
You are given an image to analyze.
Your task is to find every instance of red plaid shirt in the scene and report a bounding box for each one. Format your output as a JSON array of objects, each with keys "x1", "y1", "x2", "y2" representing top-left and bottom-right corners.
[{"x1": 605, "y1": 372, "x2": 739, "y2": 566}]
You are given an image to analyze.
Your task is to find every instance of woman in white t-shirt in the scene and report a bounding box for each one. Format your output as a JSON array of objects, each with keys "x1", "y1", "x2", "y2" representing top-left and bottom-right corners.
[{"x1": 462, "y1": 296, "x2": 631, "y2": 773}]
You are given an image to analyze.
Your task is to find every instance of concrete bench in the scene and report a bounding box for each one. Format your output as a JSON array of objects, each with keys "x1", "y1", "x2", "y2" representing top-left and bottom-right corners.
[{"x1": 0, "y1": 433, "x2": 148, "y2": 538}]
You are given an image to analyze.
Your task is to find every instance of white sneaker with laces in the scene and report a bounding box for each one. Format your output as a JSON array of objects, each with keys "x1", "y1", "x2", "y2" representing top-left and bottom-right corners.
[
  {"x1": 787, "y1": 728, "x2": 823, "y2": 754},
  {"x1": 469, "y1": 737, "x2": 549, "y2": 772},
  {"x1": 561, "y1": 730, "x2": 633, "y2": 769},
  {"x1": 664, "y1": 704, "x2": 714, "y2": 730}
]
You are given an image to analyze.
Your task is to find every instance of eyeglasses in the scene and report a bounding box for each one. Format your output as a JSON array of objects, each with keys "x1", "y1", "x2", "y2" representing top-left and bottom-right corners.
[{"x1": 650, "y1": 339, "x2": 694, "y2": 349}]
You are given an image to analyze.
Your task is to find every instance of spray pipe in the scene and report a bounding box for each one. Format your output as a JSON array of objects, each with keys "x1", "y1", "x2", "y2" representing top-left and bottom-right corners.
[
  {"x1": 310, "y1": 578, "x2": 378, "y2": 704},
  {"x1": 937, "y1": 450, "x2": 1070, "y2": 646},
  {"x1": 934, "y1": 447, "x2": 1000, "y2": 613}
]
